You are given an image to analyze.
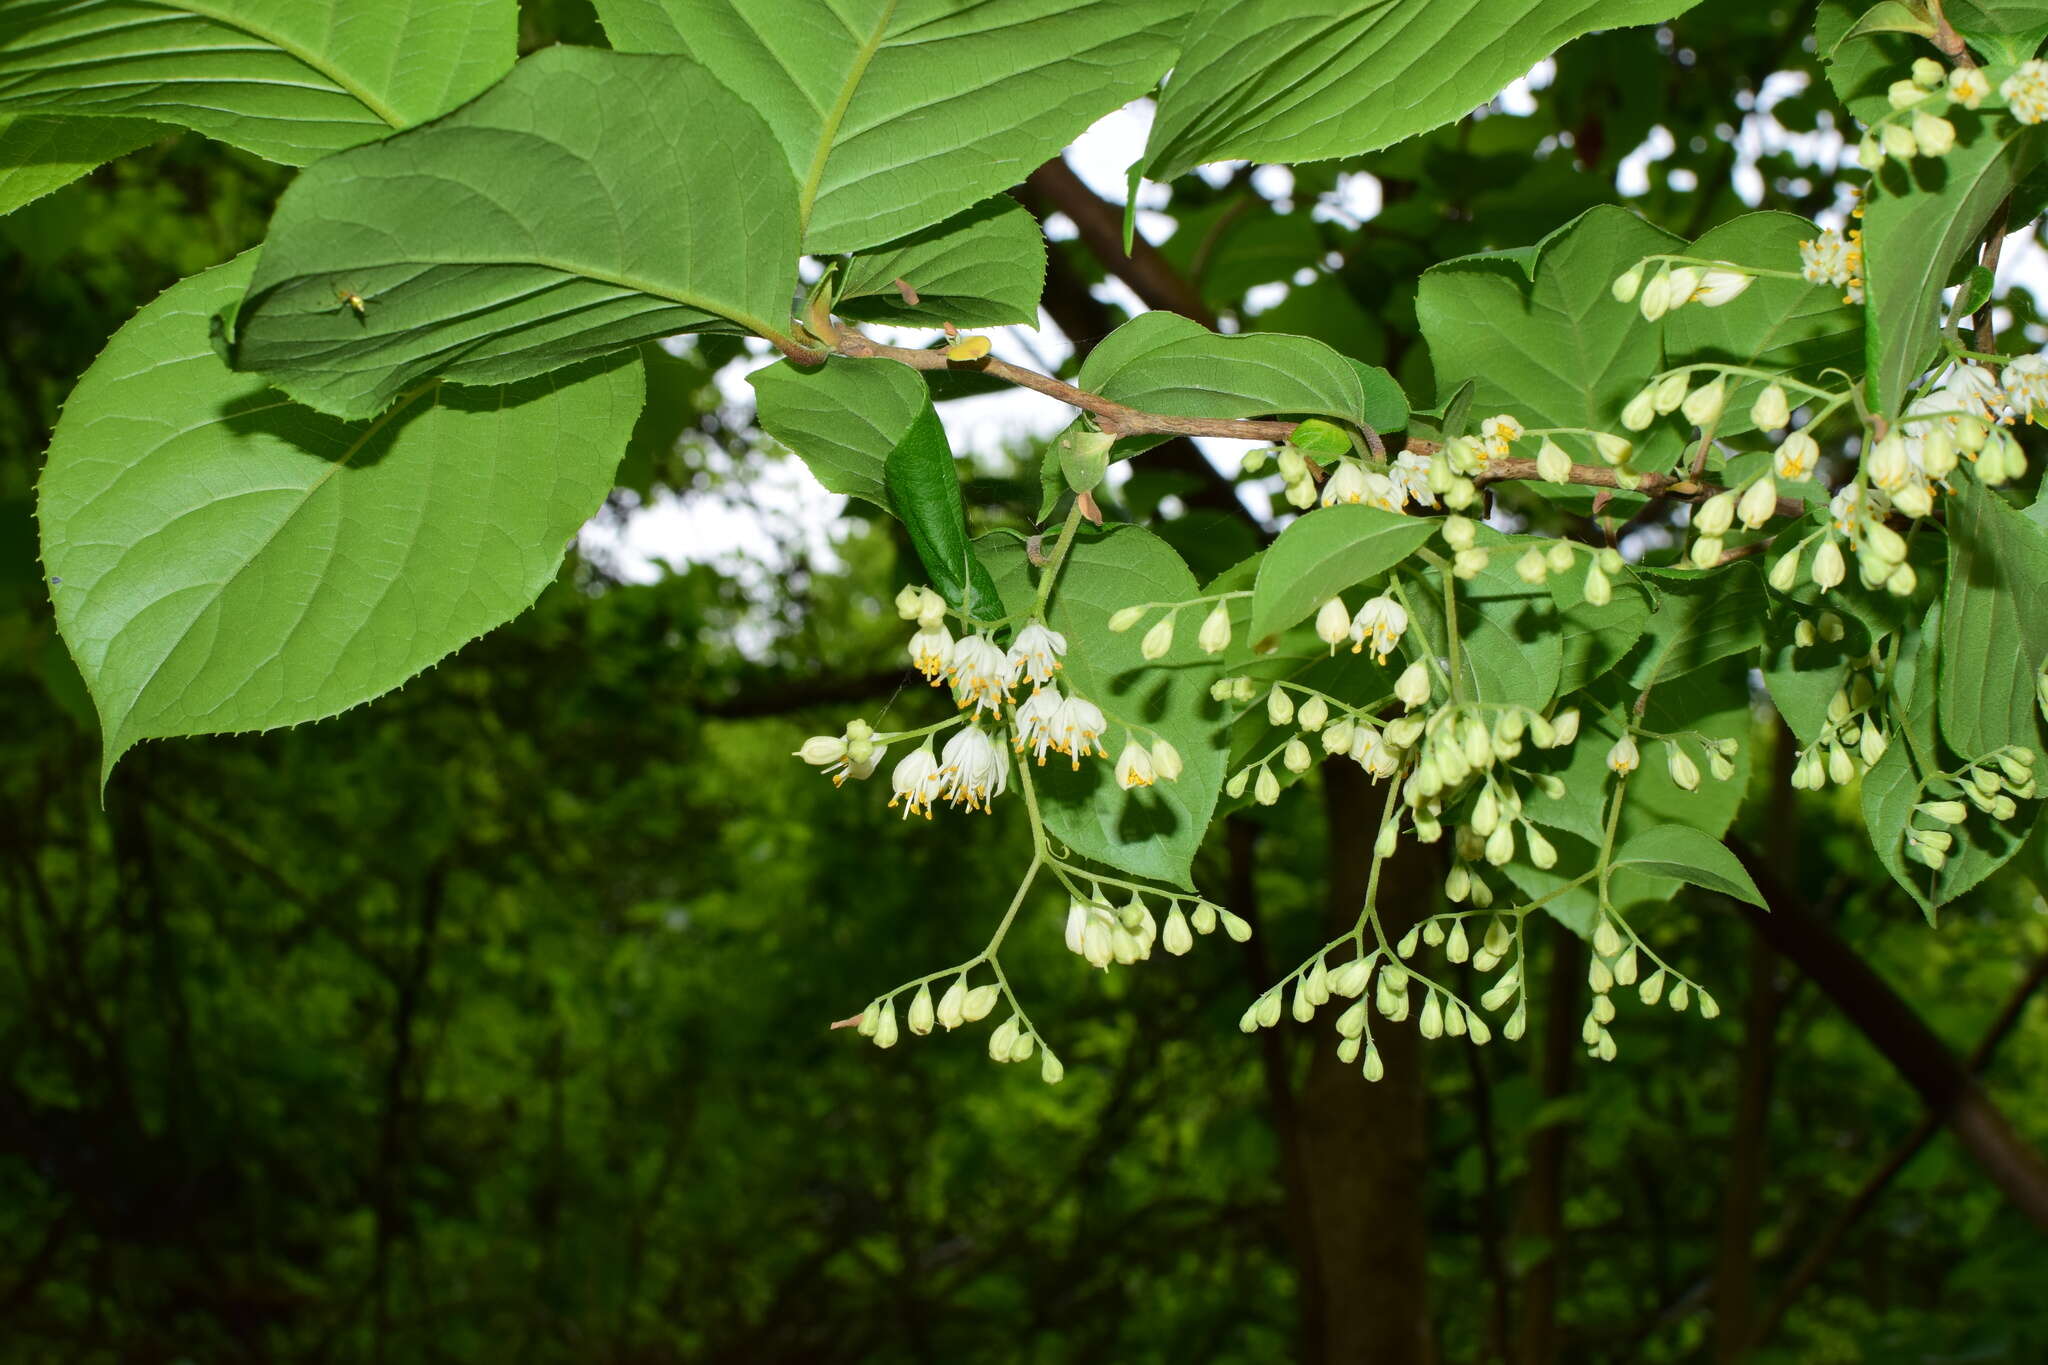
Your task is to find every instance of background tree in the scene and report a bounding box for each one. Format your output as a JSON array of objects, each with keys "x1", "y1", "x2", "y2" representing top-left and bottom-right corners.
[{"x1": 3, "y1": 2, "x2": 2047, "y2": 1363}]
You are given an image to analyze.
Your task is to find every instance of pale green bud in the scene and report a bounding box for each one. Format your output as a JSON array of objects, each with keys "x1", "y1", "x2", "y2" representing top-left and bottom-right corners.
[
  {"x1": 1768, "y1": 548, "x2": 1800, "y2": 593},
  {"x1": 1669, "y1": 980, "x2": 1691, "y2": 1012},
  {"x1": 1882, "y1": 121, "x2": 1918, "y2": 159},
  {"x1": 1591, "y1": 993, "x2": 1616, "y2": 1024},
  {"x1": 1418, "y1": 992, "x2": 1444, "y2": 1039},
  {"x1": 1443, "y1": 514, "x2": 1478, "y2": 551},
  {"x1": 1140, "y1": 614, "x2": 1175, "y2": 660},
  {"x1": 1334, "y1": 959, "x2": 1373, "y2": 998},
  {"x1": 874, "y1": 1000, "x2": 900, "y2": 1049},
  {"x1": 1454, "y1": 547, "x2": 1490, "y2": 579},
  {"x1": 1267, "y1": 687, "x2": 1295, "y2": 727},
  {"x1": 1639, "y1": 969, "x2": 1666, "y2": 1006},
  {"x1": 1241, "y1": 447, "x2": 1271, "y2": 474},
  {"x1": 1446, "y1": 920, "x2": 1470, "y2": 963},
  {"x1": 1233, "y1": 675, "x2": 1259, "y2": 703},
  {"x1": 1010, "y1": 1030, "x2": 1036, "y2": 1063},
  {"x1": 1526, "y1": 825, "x2": 1557, "y2": 869},
  {"x1": 1593, "y1": 917, "x2": 1624, "y2": 958},
  {"x1": 1316, "y1": 595, "x2": 1351, "y2": 650},
  {"x1": 1546, "y1": 541, "x2": 1577, "y2": 573},
  {"x1": 1692, "y1": 536, "x2": 1724, "y2": 569},
  {"x1": 1536, "y1": 439, "x2": 1573, "y2": 483},
  {"x1": 1516, "y1": 548, "x2": 1550, "y2": 584},
  {"x1": 1040, "y1": 1049, "x2": 1064, "y2": 1084},
  {"x1": 1584, "y1": 564, "x2": 1613, "y2": 607},
  {"x1": 1681, "y1": 376, "x2": 1727, "y2": 427},
  {"x1": 1191, "y1": 901, "x2": 1218, "y2": 935},
  {"x1": 1666, "y1": 743, "x2": 1701, "y2": 791},
  {"x1": 1292, "y1": 979, "x2": 1315, "y2": 1023},
  {"x1": 1913, "y1": 111, "x2": 1955, "y2": 156},
  {"x1": 907, "y1": 983, "x2": 935, "y2": 1036},
  {"x1": 962, "y1": 984, "x2": 1000, "y2": 1022},
  {"x1": 1614, "y1": 947, "x2": 1639, "y2": 987},
  {"x1": 937, "y1": 976, "x2": 967, "y2": 1030},
  {"x1": 1198, "y1": 601, "x2": 1233, "y2": 654},
  {"x1": 1219, "y1": 909, "x2": 1253, "y2": 943},
  {"x1": 1226, "y1": 768, "x2": 1250, "y2": 799},
  {"x1": 1750, "y1": 383, "x2": 1791, "y2": 431},
  {"x1": 1283, "y1": 737, "x2": 1313, "y2": 774},
  {"x1": 1256, "y1": 991, "x2": 1282, "y2": 1028},
  {"x1": 1695, "y1": 489, "x2": 1736, "y2": 536},
  {"x1": 1396, "y1": 661, "x2": 1432, "y2": 709},
  {"x1": 1254, "y1": 766, "x2": 1281, "y2": 806},
  {"x1": 1596, "y1": 432, "x2": 1633, "y2": 465},
  {"x1": 1738, "y1": 476, "x2": 1779, "y2": 530},
  {"x1": 1589, "y1": 957, "x2": 1615, "y2": 994},
  {"x1": 1621, "y1": 387, "x2": 1658, "y2": 431},
  {"x1": 857, "y1": 1001, "x2": 880, "y2": 1037},
  {"x1": 1812, "y1": 538, "x2": 1846, "y2": 591},
  {"x1": 1612, "y1": 264, "x2": 1644, "y2": 302},
  {"x1": 1108, "y1": 605, "x2": 1145, "y2": 633},
  {"x1": 1653, "y1": 371, "x2": 1690, "y2": 415},
  {"x1": 1362, "y1": 1043, "x2": 1385, "y2": 1082}
]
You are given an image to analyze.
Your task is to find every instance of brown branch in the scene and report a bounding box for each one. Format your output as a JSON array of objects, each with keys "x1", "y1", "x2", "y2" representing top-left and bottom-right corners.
[
  {"x1": 1474, "y1": 454, "x2": 1807, "y2": 519},
  {"x1": 1973, "y1": 198, "x2": 2009, "y2": 355},
  {"x1": 1750, "y1": 947, "x2": 2048, "y2": 1348},
  {"x1": 1022, "y1": 157, "x2": 1219, "y2": 328},
  {"x1": 1730, "y1": 838, "x2": 2048, "y2": 1231}
]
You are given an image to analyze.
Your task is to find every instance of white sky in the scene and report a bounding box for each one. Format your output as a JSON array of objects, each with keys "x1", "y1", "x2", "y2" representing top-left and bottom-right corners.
[{"x1": 581, "y1": 58, "x2": 2048, "y2": 587}]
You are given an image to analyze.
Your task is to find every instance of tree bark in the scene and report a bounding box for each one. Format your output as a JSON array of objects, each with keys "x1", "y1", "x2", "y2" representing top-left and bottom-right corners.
[
  {"x1": 1295, "y1": 761, "x2": 1435, "y2": 1364},
  {"x1": 1514, "y1": 927, "x2": 1586, "y2": 1365}
]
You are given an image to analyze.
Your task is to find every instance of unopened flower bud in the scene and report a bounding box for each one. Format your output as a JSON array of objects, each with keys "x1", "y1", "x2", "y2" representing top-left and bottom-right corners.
[
  {"x1": 1536, "y1": 439, "x2": 1572, "y2": 483},
  {"x1": 1297, "y1": 695, "x2": 1329, "y2": 732},
  {"x1": 1666, "y1": 742, "x2": 1701, "y2": 791},
  {"x1": 1253, "y1": 766, "x2": 1281, "y2": 806},
  {"x1": 1737, "y1": 476, "x2": 1779, "y2": 530},
  {"x1": 1198, "y1": 602, "x2": 1232, "y2": 654},
  {"x1": 1751, "y1": 384, "x2": 1791, "y2": 431},
  {"x1": 1612, "y1": 264, "x2": 1644, "y2": 302},
  {"x1": 1108, "y1": 605, "x2": 1145, "y2": 633},
  {"x1": 1396, "y1": 661, "x2": 1432, "y2": 709},
  {"x1": 1653, "y1": 372, "x2": 1690, "y2": 414},
  {"x1": 1695, "y1": 489, "x2": 1736, "y2": 536},
  {"x1": 963, "y1": 984, "x2": 1000, "y2": 1021},
  {"x1": 907, "y1": 983, "x2": 935, "y2": 1035},
  {"x1": 1316, "y1": 595, "x2": 1351, "y2": 650},
  {"x1": 1622, "y1": 387, "x2": 1658, "y2": 431},
  {"x1": 1140, "y1": 615, "x2": 1174, "y2": 659},
  {"x1": 1584, "y1": 564, "x2": 1613, "y2": 607},
  {"x1": 1681, "y1": 376, "x2": 1727, "y2": 427}
]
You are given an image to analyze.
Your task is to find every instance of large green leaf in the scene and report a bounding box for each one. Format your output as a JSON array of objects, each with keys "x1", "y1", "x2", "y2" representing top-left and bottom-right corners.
[
  {"x1": 37, "y1": 254, "x2": 645, "y2": 785},
  {"x1": 227, "y1": 47, "x2": 799, "y2": 421},
  {"x1": 749, "y1": 356, "x2": 926, "y2": 511},
  {"x1": 986, "y1": 527, "x2": 1227, "y2": 887},
  {"x1": 1610, "y1": 825, "x2": 1765, "y2": 907},
  {"x1": 0, "y1": 112, "x2": 166, "y2": 215},
  {"x1": 0, "y1": 0, "x2": 516, "y2": 165},
  {"x1": 834, "y1": 197, "x2": 1046, "y2": 329},
  {"x1": 1418, "y1": 205, "x2": 1687, "y2": 473},
  {"x1": 1141, "y1": 0, "x2": 1698, "y2": 182},
  {"x1": 1246, "y1": 503, "x2": 1435, "y2": 647},
  {"x1": 1815, "y1": 0, "x2": 1922, "y2": 126},
  {"x1": 1862, "y1": 113, "x2": 2043, "y2": 416},
  {"x1": 884, "y1": 403, "x2": 1002, "y2": 619},
  {"x1": 1078, "y1": 311, "x2": 1388, "y2": 430},
  {"x1": 1662, "y1": 212, "x2": 1864, "y2": 439},
  {"x1": 1940, "y1": 478, "x2": 2048, "y2": 759},
  {"x1": 1545, "y1": 549, "x2": 1652, "y2": 694},
  {"x1": 592, "y1": 0, "x2": 1184, "y2": 253},
  {"x1": 1625, "y1": 562, "x2": 1767, "y2": 692}
]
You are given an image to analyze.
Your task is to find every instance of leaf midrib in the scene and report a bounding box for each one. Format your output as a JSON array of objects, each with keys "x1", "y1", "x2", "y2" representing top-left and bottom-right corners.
[
  {"x1": 795, "y1": 0, "x2": 898, "y2": 242},
  {"x1": 111, "y1": 378, "x2": 439, "y2": 749},
  {"x1": 166, "y1": 0, "x2": 406, "y2": 128}
]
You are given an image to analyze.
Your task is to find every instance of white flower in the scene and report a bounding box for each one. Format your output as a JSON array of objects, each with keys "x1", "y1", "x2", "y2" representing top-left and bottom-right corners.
[
  {"x1": 888, "y1": 748, "x2": 944, "y2": 819},
  {"x1": 1050, "y1": 692, "x2": 1110, "y2": 769},
  {"x1": 1950, "y1": 65, "x2": 1989, "y2": 109},
  {"x1": 1007, "y1": 620, "x2": 1067, "y2": 689},
  {"x1": 1693, "y1": 267, "x2": 1753, "y2": 307},
  {"x1": 2004, "y1": 353, "x2": 2048, "y2": 422},
  {"x1": 1115, "y1": 740, "x2": 1156, "y2": 790},
  {"x1": 2001, "y1": 59, "x2": 2048, "y2": 124},
  {"x1": 1013, "y1": 684, "x2": 1064, "y2": 765},
  {"x1": 939, "y1": 726, "x2": 1009, "y2": 812},
  {"x1": 1315, "y1": 596, "x2": 1351, "y2": 653},
  {"x1": 1606, "y1": 734, "x2": 1640, "y2": 775},
  {"x1": 1774, "y1": 430, "x2": 1819, "y2": 482},
  {"x1": 907, "y1": 620, "x2": 953, "y2": 681},
  {"x1": 1322, "y1": 461, "x2": 1370, "y2": 506},
  {"x1": 1390, "y1": 450, "x2": 1437, "y2": 507},
  {"x1": 1481, "y1": 414, "x2": 1524, "y2": 458},
  {"x1": 1350, "y1": 594, "x2": 1408, "y2": 662},
  {"x1": 946, "y1": 633, "x2": 1015, "y2": 715},
  {"x1": 1360, "y1": 469, "x2": 1405, "y2": 513},
  {"x1": 1350, "y1": 724, "x2": 1400, "y2": 779},
  {"x1": 1065, "y1": 898, "x2": 1118, "y2": 969},
  {"x1": 1799, "y1": 228, "x2": 1862, "y2": 300}
]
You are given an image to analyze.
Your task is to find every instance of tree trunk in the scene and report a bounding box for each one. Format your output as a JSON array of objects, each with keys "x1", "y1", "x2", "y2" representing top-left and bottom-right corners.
[
  {"x1": 1515, "y1": 928, "x2": 1586, "y2": 1365},
  {"x1": 1295, "y1": 761, "x2": 1435, "y2": 1364}
]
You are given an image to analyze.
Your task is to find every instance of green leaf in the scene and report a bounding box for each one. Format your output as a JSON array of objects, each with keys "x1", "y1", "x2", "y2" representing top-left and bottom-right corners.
[
  {"x1": 834, "y1": 197, "x2": 1046, "y2": 329},
  {"x1": 1610, "y1": 826, "x2": 1765, "y2": 907},
  {"x1": 1247, "y1": 504, "x2": 1435, "y2": 648},
  {"x1": 0, "y1": 113, "x2": 167, "y2": 215},
  {"x1": 1662, "y1": 212, "x2": 1865, "y2": 439},
  {"x1": 1141, "y1": 0, "x2": 1699, "y2": 182},
  {"x1": 1625, "y1": 561, "x2": 1767, "y2": 691},
  {"x1": 1348, "y1": 359, "x2": 1410, "y2": 434},
  {"x1": 0, "y1": 0, "x2": 516, "y2": 165},
  {"x1": 1078, "y1": 311, "x2": 1386, "y2": 430},
  {"x1": 986, "y1": 527, "x2": 1226, "y2": 887},
  {"x1": 750, "y1": 356, "x2": 926, "y2": 512},
  {"x1": 1940, "y1": 477, "x2": 2048, "y2": 759},
  {"x1": 1864, "y1": 601, "x2": 2033, "y2": 921},
  {"x1": 1400, "y1": 530, "x2": 1562, "y2": 711},
  {"x1": 227, "y1": 47, "x2": 800, "y2": 420},
  {"x1": 1544, "y1": 548, "x2": 1652, "y2": 694},
  {"x1": 1862, "y1": 113, "x2": 2043, "y2": 415},
  {"x1": 884, "y1": 403, "x2": 1001, "y2": 619},
  {"x1": 1816, "y1": 1, "x2": 1923, "y2": 125},
  {"x1": 592, "y1": 0, "x2": 1184, "y2": 253},
  {"x1": 37, "y1": 254, "x2": 645, "y2": 786},
  {"x1": 1418, "y1": 205, "x2": 1688, "y2": 474},
  {"x1": 1946, "y1": 0, "x2": 2048, "y2": 62}
]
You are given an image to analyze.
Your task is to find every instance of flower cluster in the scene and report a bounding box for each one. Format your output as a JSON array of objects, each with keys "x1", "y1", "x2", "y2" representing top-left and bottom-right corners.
[
  {"x1": 2006, "y1": 59, "x2": 2048, "y2": 124},
  {"x1": 1612, "y1": 258, "x2": 1755, "y2": 320},
  {"x1": 1903, "y1": 746, "x2": 2039, "y2": 870},
  {"x1": 1580, "y1": 912, "x2": 1718, "y2": 1062},
  {"x1": 1063, "y1": 888, "x2": 1247, "y2": 970},
  {"x1": 1799, "y1": 227, "x2": 1863, "y2": 304},
  {"x1": 1854, "y1": 58, "x2": 1975, "y2": 170},
  {"x1": 1246, "y1": 438, "x2": 1439, "y2": 514},
  {"x1": 1787, "y1": 662, "x2": 1892, "y2": 791}
]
